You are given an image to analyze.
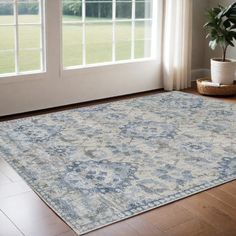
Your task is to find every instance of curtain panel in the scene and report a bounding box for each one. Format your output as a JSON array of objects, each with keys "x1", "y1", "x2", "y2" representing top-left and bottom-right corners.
[{"x1": 162, "y1": 0, "x2": 193, "y2": 91}]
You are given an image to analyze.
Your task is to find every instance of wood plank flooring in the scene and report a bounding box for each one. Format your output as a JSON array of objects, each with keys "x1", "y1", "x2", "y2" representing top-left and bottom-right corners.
[{"x1": 0, "y1": 88, "x2": 236, "y2": 236}]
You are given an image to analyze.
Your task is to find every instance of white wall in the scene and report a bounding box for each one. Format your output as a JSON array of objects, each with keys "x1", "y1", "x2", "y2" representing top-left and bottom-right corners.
[{"x1": 192, "y1": 0, "x2": 209, "y2": 70}]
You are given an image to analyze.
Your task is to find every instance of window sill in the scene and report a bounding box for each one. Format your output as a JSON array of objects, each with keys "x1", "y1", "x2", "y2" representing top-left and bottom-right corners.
[
  {"x1": 0, "y1": 71, "x2": 47, "y2": 84},
  {"x1": 63, "y1": 57, "x2": 156, "y2": 72}
]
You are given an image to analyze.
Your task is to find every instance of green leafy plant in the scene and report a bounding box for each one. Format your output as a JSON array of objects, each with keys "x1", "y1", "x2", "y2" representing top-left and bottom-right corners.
[{"x1": 204, "y1": 2, "x2": 236, "y2": 62}]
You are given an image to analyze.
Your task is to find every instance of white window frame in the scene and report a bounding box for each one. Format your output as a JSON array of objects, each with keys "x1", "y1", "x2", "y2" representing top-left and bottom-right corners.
[
  {"x1": 0, "y1": 0, "x2": 46, "y2": 78},
  {"x1": 62, "y1": 0, "x2": 155, "y2": 71}
]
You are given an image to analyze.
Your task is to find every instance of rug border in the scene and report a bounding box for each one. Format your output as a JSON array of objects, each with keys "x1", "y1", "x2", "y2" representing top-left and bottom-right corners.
[
  {"x1": 1, "y1": 156, "x2": 236, "y2": 235},
  {"x1": 81, "y1": 177, "x2": 236, "y2": 235}
]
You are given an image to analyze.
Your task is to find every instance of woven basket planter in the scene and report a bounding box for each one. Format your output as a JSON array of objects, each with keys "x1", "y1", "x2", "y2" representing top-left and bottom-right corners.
[{"x1": 197, "y1": 78, "x2": 236, "y2": 96}]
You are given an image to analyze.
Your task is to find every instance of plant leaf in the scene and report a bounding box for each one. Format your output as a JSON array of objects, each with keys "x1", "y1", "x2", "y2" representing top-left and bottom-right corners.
[
  {"x1": 204, "y1": 2, "x2": 236, "y2": 52},
  {"x1": 209, "y1": 39, "x2": 218, "y2": 50},
  {"x1": 223, "y1": 19, "x2": 231, "y2": 28}
]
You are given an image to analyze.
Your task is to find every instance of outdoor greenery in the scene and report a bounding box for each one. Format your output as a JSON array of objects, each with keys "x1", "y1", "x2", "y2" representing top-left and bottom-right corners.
[
  {"x1": 63, "y1": 1, "x2": 141, "y2": 19},
  {"x1": 204, "y1": 2, "x2": 236, "y2": 61},
  {"x1": 0, "y1": 1, "x2": 149, "y2": 19},
  {"x1": 0, "y1": 2, "x2": 38, "y2": 15}
]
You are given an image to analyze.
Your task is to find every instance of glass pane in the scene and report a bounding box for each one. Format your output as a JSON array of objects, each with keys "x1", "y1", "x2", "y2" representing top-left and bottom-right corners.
[
  {"x1": 116, "y1": 22, "x2": 132, "y2": 41},
  {"x1": 116, "y1": 1, "x2": 132, "y2": 19},
  {"x1": 135, "y1": 0, "x2": 152, "y2": 19},
  {"x1": 135, "y1": 20, "x2": 152, "y2": 58},
  {"x1": 86, "y1": 22, "x2": 112, "y2": 64},
  {"x1": 116, "y1": 41, "x2": 131, "y2": 61},
  {"x1": 0, "y1": 26, "x2": 15, "y2": 50},
  {"x1": 63, "y1": 0, "x2": 82, "y2": 22},
  {"x1": 86, "y1": 22, "x2": 112, "y2": 44},
  {"x1": 86, "y1": 43, "x2": 112, "y2": 64},
  {"x1": 0, "y1": 51, "x2": 15, "y2": 74},
  {"x1": 19, "y1": 50, "x2": 41, "y2": 72},
  {"x1": 63, "y1": 24, "x2": 83, "y2": 67},
  {"x1": 63, "y1": 15, "x2": 82, "y2": 23},
  {"x1": 135, "y1": 39, "x2": 151, "y2": 58},
  {"x1": 115, "y1": 22, "x2": 132, "y2": 61},
  {"x1": 135, "y1": 20, "x2": 152, "y2": 40},
  {"x1": 86, "y1": 2, "x2": 112, "y2": 21},
  {"x1": 18, "y1": 1, "x2": 40, "y2": 23},
  {"x1": 0, "y1": 2, "x2": 14, "y2": 24},
  {"x1": 19, "y1": 25, "x2": 40, "y2": 49}
]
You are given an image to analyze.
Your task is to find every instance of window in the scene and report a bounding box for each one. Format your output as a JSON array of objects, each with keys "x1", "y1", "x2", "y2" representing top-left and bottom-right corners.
[
  {"x1": 0, "y1": 0, "x2": 45, "y2": 76},
  {"x1": 62, "y1": 0, "x2": 153, "y2": 68}
]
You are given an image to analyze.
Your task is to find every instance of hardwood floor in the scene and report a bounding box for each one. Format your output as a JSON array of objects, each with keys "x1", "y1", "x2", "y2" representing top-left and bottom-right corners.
[{"x1": 0, "y1": 88, "x2": 236, "y2": 236}]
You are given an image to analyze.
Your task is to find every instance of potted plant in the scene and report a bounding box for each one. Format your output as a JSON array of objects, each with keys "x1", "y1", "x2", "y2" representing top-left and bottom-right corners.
[{"x1": 204, "y1": 2, "x2": 236, "y2": 85}]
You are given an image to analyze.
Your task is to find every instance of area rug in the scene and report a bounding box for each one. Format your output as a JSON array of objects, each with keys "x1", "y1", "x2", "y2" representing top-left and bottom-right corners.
[{"x1": 0, "y1": 91, "x2": 236, "y2": 235}]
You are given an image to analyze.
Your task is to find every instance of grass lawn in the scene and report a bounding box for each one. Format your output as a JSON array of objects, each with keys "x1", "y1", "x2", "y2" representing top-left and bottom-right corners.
[{"x1": 0, "y1": 15, "x2": 151, "y2": 74}]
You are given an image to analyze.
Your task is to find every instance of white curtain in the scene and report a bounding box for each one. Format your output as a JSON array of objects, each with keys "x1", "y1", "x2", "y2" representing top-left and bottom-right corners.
[{"x1": 162, "y1": 0, "x2": 193, "y2": 91}]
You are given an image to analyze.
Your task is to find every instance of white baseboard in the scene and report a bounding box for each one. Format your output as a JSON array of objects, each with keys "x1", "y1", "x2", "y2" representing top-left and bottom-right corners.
[{"x1": 191, "y1": 69, "x2": 210, "y2": 81}]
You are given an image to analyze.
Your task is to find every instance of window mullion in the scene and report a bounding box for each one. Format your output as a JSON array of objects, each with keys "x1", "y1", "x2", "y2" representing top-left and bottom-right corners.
[
  {"x1": 39, "y1": 0, "x2": 45, "y2": 71},
  {"x1": 131, "y1": 0, "x2": 136, "y2": 59},
  {"x1": 82, "y1": 0, "x2": 86, "y2": 65},
  {"x1": 14, "y1": 0, "x2": 19, "y2": 73},
  {"x1": 112, "y1": 0, "x2": 116, "y2": 62}
]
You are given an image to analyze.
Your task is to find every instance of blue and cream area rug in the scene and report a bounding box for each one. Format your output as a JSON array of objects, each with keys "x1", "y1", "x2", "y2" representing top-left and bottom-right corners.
[{"x1": 0, "y1": 91, "x2": 236, "y2": 235}]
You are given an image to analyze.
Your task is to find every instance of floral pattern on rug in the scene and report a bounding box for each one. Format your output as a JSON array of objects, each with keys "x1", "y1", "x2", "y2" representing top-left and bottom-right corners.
[{"x1": 0, "y1": 91, "x2": 236, "y2": 235}]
